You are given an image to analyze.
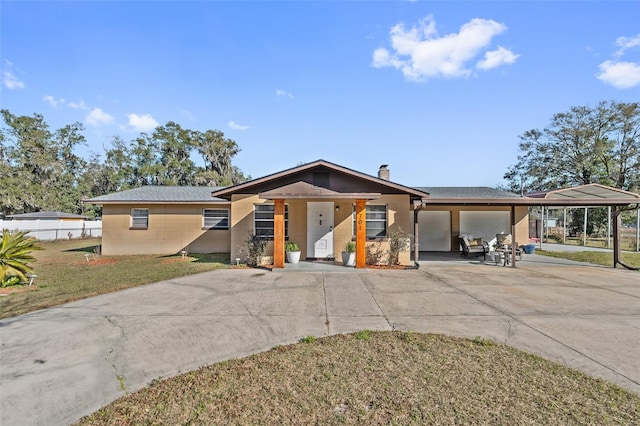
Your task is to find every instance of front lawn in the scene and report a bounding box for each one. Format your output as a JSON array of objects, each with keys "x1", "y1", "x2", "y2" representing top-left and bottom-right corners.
[
  {"x1": 0, "y1": 238, "x2": 230, "y2": 319},
  {"x1": 78, "y1": 332, "x2": 640, "y2": 425}
]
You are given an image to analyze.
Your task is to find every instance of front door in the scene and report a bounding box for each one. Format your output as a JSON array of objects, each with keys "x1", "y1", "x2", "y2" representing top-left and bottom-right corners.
[{"x1": 307, "y1": 202, "x2": 334, "y2": 259}]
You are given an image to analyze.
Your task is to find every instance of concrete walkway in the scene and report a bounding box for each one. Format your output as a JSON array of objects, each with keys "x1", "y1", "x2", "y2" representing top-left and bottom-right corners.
[{"x1": 1, "y1": 263, "x2": 638, "y2": 425}]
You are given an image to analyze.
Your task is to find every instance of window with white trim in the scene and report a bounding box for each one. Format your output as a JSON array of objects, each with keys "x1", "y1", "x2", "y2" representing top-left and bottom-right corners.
[
  {"x1": 203, "y1": 209, "x2": 229, "y2": 229},
  {"x1": 131, "y1": 208, "x2": 149, "y2": 229},
  {"x1": 353, "y1": 204, "x2": 387, "y2": 239},
  {"x1": 254, "y1": 204, "x2": 288, "y2": 240}
]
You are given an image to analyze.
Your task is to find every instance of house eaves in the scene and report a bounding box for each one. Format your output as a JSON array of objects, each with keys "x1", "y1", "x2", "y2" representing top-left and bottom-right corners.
[{"x1": 210, "y1": 159, "x2": 431, "y2": 201}]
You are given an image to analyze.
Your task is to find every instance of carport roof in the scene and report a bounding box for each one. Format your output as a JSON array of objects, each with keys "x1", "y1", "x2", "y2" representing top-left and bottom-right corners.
[
  {"x1": 421, "y1": 183, "x2": 640, "y2": 207},
  {"x1": 526, "y1": 183, "x2": 640, "y2": 200}
]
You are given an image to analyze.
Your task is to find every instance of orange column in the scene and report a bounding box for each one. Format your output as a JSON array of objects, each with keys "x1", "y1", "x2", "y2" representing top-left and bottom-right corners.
[
  {"x1": 355, "y1": 199, "x2": 366, "y2": 268},
  {"x1": 274, "y1": 199, "x2": 285, "y2": 268}
]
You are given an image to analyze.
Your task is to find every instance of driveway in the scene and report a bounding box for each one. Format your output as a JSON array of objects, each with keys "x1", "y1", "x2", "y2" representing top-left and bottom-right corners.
[{"x1": 1, "y1": 263, "x2": 638, "y2": 425}]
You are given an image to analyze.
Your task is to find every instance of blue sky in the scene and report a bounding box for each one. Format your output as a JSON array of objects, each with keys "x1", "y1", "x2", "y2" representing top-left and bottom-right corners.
[{"x1": 2, "y1": 1, "x2": 639, "y2": 187}]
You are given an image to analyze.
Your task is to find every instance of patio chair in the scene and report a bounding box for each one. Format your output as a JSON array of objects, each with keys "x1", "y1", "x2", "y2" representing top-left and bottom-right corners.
[
  {"x1": 495, "y1": 233, "x2": 523, "y2": 264},
  {"x1": 458, "y1": 235, "x2": 489, "y2": 260},
  {"x1": 496, "y1": 232, "x2": 511, "y2": 247}
]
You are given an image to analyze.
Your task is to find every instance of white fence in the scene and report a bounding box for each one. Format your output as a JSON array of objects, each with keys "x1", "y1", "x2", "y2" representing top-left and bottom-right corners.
[{"x1": 0, "y1": 220, "x2": 102, "y2": 241}]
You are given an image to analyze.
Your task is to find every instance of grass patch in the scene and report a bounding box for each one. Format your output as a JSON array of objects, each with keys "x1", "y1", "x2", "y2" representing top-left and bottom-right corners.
[
  {"x1": 78, "y1": 332, "x2": 640, "y2": 425},
  {"x1": 536, "y1": 249, "x2": 640, "y2": 268},
  {"x1": 0, "y1": 238, "x2": 231, "y2": 319}
]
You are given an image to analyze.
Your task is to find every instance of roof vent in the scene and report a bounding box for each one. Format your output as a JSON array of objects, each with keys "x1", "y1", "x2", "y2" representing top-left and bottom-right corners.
[{"x1": 378, "y1": 164, "x2": 390, "y2": 181}]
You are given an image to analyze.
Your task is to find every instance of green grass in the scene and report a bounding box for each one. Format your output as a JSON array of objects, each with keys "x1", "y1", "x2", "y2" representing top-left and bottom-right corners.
[
  {"x1": 536, "y1": 249, "x2": 640, "y2": 268},
  {"x1": 78, "y1": 332, "x2": 640, "y2": 425},
  {"x1": 0, "y1": 238, "x2": 231, "y2": 319}
]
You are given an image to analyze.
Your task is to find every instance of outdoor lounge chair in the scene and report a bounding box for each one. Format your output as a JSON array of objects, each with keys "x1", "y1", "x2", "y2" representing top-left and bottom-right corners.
[{"x1": 458, "y1": 235, "x2": 489, "y2": 260}]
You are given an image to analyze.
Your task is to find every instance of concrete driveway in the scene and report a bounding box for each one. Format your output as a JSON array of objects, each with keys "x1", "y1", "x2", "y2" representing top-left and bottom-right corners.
[{"x1": 1, "y1": 262, "x2": 638, "y2": 425}]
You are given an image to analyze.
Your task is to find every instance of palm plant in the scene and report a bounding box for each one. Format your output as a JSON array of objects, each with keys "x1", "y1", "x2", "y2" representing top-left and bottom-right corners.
[{"x1": 1, "y1": 229, "x2": 42, "y2": 287}]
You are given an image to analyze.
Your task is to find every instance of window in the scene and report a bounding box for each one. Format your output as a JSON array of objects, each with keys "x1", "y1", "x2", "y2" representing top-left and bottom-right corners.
[
  {"x1": 131, "y1": 208, "x2": 149, "y2": 229},
  {"x1": 254, "y1": 204, "x2": 288, "y2": 240},
  {"x1": 353, "y1": 204, "x2": 387, "y2": 239},
  {"x1": 203, "y1": 209, "x2": 229, "y2": 229}
]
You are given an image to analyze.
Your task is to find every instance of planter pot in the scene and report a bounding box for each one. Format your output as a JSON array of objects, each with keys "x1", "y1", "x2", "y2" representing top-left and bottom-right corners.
[
  {"x1": 286, "y1": 251, "x2": 301, "y2": 264},
  {"x1": 341, "y1": 251, "x2": 355, "y2": 267}
]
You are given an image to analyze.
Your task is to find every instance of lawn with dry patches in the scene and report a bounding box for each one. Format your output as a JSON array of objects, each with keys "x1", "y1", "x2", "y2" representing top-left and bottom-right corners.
[
  {"x1": 0, "y1": 238, "x2": 230, "y2": 319},
  {"x1": 79, "y1": 332, "x2": 639, "y2": 425}
]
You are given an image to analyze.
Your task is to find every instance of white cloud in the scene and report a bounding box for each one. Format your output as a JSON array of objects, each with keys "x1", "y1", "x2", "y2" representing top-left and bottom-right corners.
[
  {"x1": 372, "y1": 15, "x2": 517, "y2": 81},
  {"x1": 596, "y1": 33, "x2": 640, "y2": 89},
  {"x1": 228, "y1": 120, "x2": 249, "y2": 130},
  {"x1": 614, "y1": 33, "x2": 640, "y2": 56},
  {"x1": 3, "y1": 71, "x2": 25, "y2": 89},
  {"x1": 128, "y1": 113, "x2": 159, "y2": 132},
  {"x1": 477, "y1": 46, "x2": 519, "y2": 70},
  {"x1": 68, "y1": 100, "x2": 89, "y2": 110},
  {"x1": 86, "y1": 108, "x2": 115, "y2": 126},
  {"x1": 596, "y1": 60, "x2": 640, "y2": 89},
  {"x1": 276, "y1": 89, "x2": 294, "y2": 99},
  {"x1": 42, "y1": 95, "x2": 65, "y2": 108}
]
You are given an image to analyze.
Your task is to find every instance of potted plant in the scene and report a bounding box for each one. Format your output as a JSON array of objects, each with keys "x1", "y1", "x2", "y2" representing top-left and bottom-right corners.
[
  {"x1": 285, "y1": 242, "x2": 301, "y2": 264},
  {"x1": 341, "y1": 241, "x2": 356, "y2": 266}
]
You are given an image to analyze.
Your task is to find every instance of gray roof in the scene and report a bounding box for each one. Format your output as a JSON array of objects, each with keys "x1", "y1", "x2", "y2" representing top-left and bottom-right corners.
[
  {"x1": 86, "y1": 185, "x2": 523, "y2": 204},
  {"x1": 414, "y1": 187, "x2": 522, "y2": 199},
  {"x1": 7, "y1": 211, "x2": 88, "y2": 219},
  {"x1": 85, "y1": 186, "x2": 228, "y2": 203}
]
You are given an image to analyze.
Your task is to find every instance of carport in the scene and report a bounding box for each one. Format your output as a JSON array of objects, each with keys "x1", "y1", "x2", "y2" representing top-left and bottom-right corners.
[{"x1": 416, "y1": 184, "x2": 640, "y2": 269}]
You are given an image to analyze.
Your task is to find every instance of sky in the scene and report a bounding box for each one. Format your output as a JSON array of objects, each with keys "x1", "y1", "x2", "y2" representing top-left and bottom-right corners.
[{"x1": 1, "y1": 1, "x2": 639, "y2": 188}]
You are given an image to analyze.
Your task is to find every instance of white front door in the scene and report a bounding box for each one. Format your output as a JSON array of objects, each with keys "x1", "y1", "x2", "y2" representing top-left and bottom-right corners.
[{"x1": 307, "y1": 202, "x2": 334, "y2": 259}]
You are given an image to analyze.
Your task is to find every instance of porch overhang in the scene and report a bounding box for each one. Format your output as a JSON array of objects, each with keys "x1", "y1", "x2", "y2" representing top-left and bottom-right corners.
[{"x1": 258, "y1": 181, "x2": 381, "y2": 200}]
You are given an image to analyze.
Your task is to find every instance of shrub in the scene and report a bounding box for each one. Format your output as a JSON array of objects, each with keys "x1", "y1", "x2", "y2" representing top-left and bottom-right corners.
[
  {"x1": 366, "y1": 241, "x2": 386, "y2": 265},
  {"x1": 387, "y1": 226, "x2": 410, "y2": 266},
  {"x1": 1, "y1": 229, "x2": 42, "y2": 287},
  {"x1": 244, "y1": 232, "x2": 267, "y2": 267}
]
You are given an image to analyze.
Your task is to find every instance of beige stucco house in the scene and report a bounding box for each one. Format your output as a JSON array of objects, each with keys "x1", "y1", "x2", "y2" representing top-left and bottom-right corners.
[{"x1": 86, "y1": 160, "x2": 531, "y2": 268}]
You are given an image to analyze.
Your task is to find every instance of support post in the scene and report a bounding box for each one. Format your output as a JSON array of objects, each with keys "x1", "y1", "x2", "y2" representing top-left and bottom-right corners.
[
  {"x1": 413, "y1": 201, "x2": 422, "y2": 267},
  {"x1": 510, "y1": 205, "x2": 517, "y2": 268},
  {"x1": 563, "y1": 208, "x2": 567, "y2": 245},
  {"x1": 583, "y1": 207, "x2": 588, "y2": 247},
  {"x1": 636, "y1": 207, "x2": 639, "y2": 252},
  {"x1": 613, "y1": 206, "x2": 620, "y2": 268},
  {"x1": 607, "y1": 206, "x2": 611, "y2": 249},
  {"x1": 273, "y1": 199, "x2": 285, "y2": 268},
  {"x1": 355, "y1": 199, "x2": 367, "y2": 269},
  {"x1": 539, "y1": 206, "x2": 544, "y2": 249}
]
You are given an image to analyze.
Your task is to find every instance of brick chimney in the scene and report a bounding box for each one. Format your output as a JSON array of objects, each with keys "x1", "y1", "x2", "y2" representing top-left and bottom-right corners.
[{"x1": 378, "y1": 164, "x2": 389, "y2": 180}]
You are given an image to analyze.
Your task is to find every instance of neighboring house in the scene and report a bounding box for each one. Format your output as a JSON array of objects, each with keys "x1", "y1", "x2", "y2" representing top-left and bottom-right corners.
[
  {"x1": 0, "y1": 211, "x2": 101, "y2": 241},
  {"x1": 6, "y1": 211, "x2": 88, "y2": 221},
  {"x1": 85, "y1": 160, "x2": 531, "y2": 267}
]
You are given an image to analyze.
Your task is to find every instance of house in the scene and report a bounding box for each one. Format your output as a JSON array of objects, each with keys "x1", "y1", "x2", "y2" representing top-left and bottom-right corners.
[
  {"x1": 6, "y1": 211, "x2": 89, "y2": 221},
  {"x1": 0, "y1": 211, "x2": 101, "y2": 241},
  {"x1": 85, "y1": 160, "x2": 533, "y2": 267}
]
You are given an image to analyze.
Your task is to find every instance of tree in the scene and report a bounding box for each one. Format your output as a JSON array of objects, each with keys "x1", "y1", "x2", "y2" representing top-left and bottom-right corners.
[
  {"x1": 193, "y1": 129, "x2": 247, "y2": 185},
  {"x1": 0, "y1": 229, "x2": 42, "y2": 287},
  {"x1": 504, "y1": 101, "x2": 640, "y2": 194},
  {"x1": 1, "y1": 109, "x2": 250, "y2": 217},
  {"x1": 152, "y1": 122, "x2": 197, "y2": 185},
  {"x1": 1, "y1": 109, "x2": 58, "y2": 214}
]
